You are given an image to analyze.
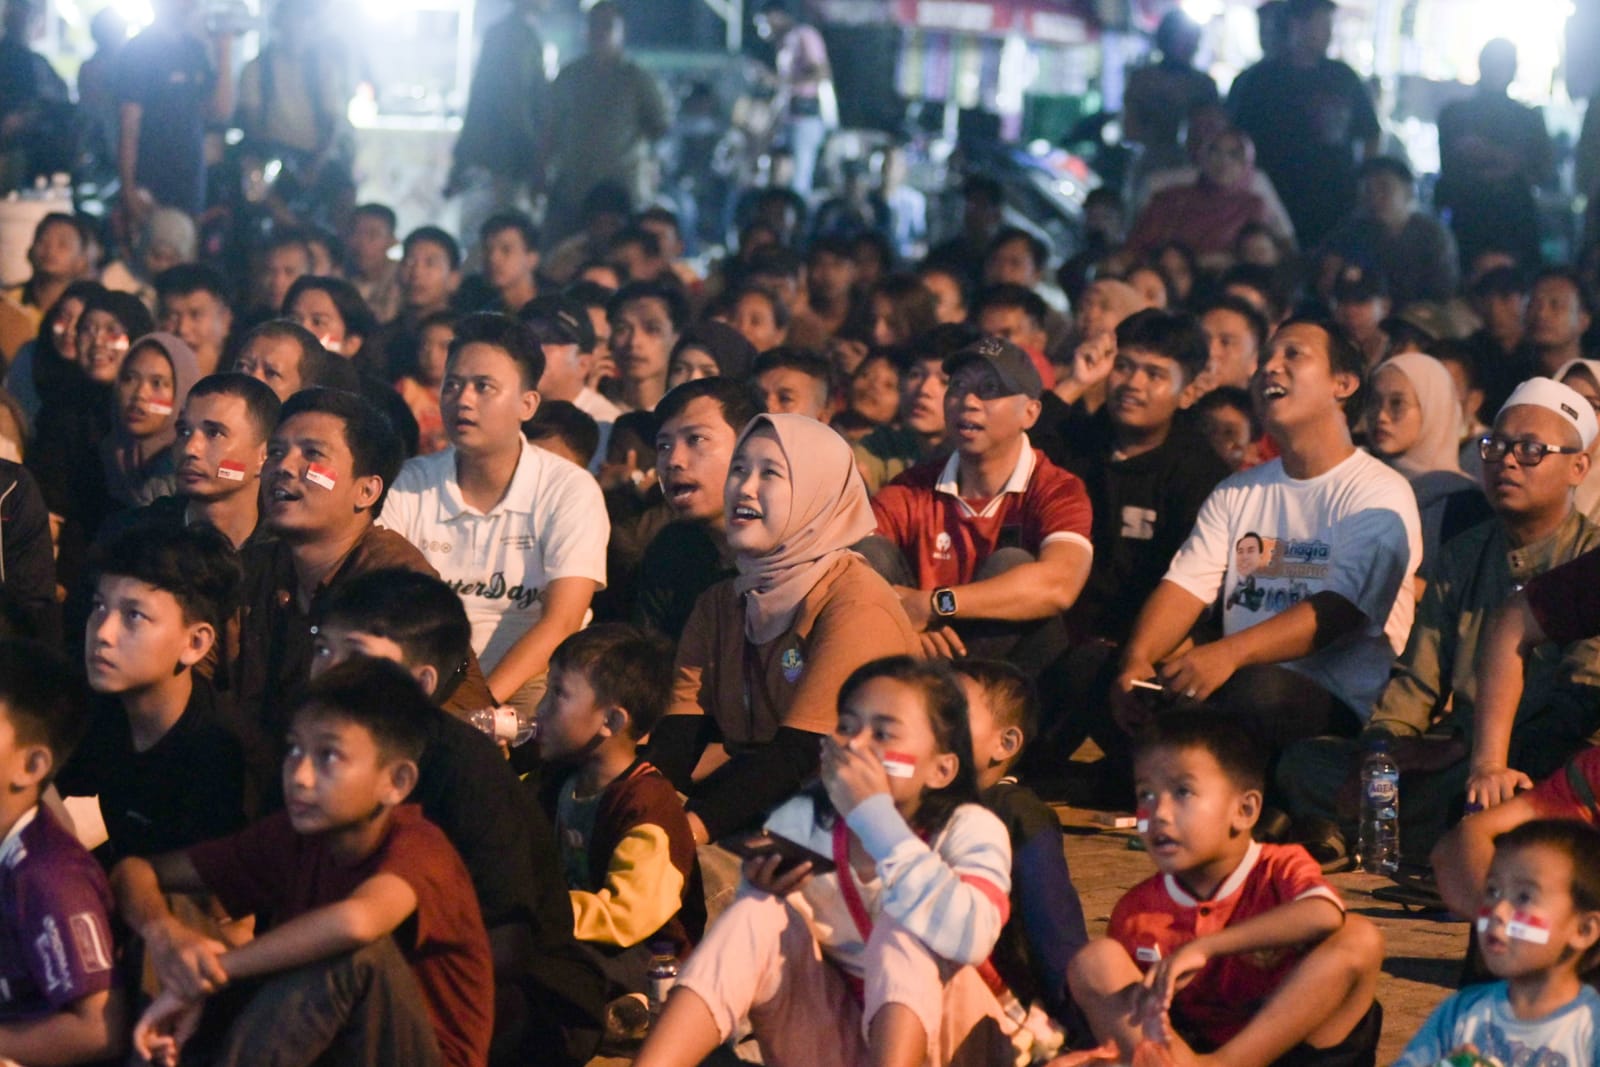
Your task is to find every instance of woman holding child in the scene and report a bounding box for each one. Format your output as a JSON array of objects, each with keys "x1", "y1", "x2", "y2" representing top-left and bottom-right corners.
[{"x1": 649, "y1": 413, "x2": 920, "y2": 848}]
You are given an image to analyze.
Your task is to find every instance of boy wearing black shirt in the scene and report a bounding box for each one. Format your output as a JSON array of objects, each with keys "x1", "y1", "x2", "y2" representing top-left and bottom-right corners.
[
  {"x1": 1048, "y1": 310, "x2": 1229, "y2": 780},
  {"x1": 56, "y1": 525, "x2": 249, "y2": 862}
]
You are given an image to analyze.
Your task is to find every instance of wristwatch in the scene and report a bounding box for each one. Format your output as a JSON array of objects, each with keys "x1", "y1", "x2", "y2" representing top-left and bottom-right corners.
[{"x1": 931, "y1": 587, "x2": 958, "y2": 618}]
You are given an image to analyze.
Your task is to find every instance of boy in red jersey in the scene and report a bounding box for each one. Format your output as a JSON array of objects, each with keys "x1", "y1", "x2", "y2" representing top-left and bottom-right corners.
[{"x1": 1067, "y1": 711, "x2": 1382, "y2": 1066}]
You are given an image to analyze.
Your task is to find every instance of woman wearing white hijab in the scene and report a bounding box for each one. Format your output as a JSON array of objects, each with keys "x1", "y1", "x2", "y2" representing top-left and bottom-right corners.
[{"x1": 1366, "y1": 351, "x2": 1490, "y2": 583}]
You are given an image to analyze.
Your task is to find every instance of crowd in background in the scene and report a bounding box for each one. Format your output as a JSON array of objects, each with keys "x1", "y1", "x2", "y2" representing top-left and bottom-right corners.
[{"x1": 10, "y1": 0, "x2": 1600, "y2": 1063}]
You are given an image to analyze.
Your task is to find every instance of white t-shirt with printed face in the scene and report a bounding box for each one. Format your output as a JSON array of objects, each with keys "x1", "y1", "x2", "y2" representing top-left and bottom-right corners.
[
  {"x1": 1161, "y1": 449, "x2": 1421, "y2": 718},
  {"x1": 379, "y1": 438, "x2": 609, "y2": 671}
]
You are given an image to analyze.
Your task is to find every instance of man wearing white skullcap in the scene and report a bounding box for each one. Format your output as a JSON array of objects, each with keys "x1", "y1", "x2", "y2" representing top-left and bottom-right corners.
[{"x1": 1286, "y1": 373, "x2": 1600, "y2": 875}]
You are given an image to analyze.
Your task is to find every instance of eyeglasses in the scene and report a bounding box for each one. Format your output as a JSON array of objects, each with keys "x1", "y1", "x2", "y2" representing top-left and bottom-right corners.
[
  {"x1": 1366, "y1": 395, "x2": 1416, "y2": 419},
  {"x1": 1477, "y1": 435, "x2": 1586, "y2": 466}
]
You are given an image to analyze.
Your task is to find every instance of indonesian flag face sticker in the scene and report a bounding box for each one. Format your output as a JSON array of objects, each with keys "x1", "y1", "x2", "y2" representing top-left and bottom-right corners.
[
  {"x1": 217, "y1": 459, "x2": 248, "y2": 482},
  {"x1": 880, "y1": 751, "x2": 918, "y2": 779},
  {"x1": 319, "y1": 336, "x2": 342, "y2": 355},
  {"x1": 1136, "y1": 806, "x2": 1152, "y2": 834},
  {"x1": 1478, "y1": 907, "x2": 1552, "y2": 944},
  {"x1": 144, "y1": 398, "x2": 174, "y2": 417},
  {"x1": 305, "y1": 463, "x2": 338, "y2": 491}
]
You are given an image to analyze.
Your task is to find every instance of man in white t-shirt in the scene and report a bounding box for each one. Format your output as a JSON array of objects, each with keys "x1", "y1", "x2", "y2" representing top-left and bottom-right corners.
[
  {"x1": 380, "y1": 313, "x2": 608, "y2": 714},
  {"x1": 1113, "y1": 317, "x2": 1421, "y2": 760},
  {"x1": 520, "y1": 293, "x2": 618, "y2": 469}
]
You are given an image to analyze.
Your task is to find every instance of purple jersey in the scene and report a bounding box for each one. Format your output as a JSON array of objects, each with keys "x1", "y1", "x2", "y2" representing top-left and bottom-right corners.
[{"x1": 0, "y1": 806, "x2": 116, "y2": 1019}]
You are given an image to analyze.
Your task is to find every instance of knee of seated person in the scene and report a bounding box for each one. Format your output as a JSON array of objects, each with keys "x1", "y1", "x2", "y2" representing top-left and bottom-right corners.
[
  {"x1": 1323, "y1": 912, "x2": 1383, "y2": 970},
  {"x1": 973, "y1": 546, "x2": 1037, "y2": 581},
  {"x1": 1067, "y1": 937, "x2": 1135, "y2": 989},
  {"x1": 854, "y1": 534, "x2": 915, "y2": 586}
]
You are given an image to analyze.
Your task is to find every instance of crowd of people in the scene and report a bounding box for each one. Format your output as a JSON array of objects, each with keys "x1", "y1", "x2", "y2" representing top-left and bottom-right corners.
[{"x1": 9, "y1": 0, "x2": 1600, "y2": 1064}]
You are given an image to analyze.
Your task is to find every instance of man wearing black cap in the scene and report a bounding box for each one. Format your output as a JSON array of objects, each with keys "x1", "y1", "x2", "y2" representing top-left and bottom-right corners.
[
  {"x1": 867, "y1": 336, "x2": 1094, "y2": 662},
  {"x1": 1328, "y1": 264, "x2": 1391, "y2": 370},
  {"x1": 521, "y1": 293, "x2": 618, "y2": 468}
]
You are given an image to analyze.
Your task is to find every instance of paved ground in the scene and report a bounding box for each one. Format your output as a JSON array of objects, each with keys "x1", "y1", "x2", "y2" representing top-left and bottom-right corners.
[{"x1": 594, "y1": 804, "x2": 1467, "y2": 1065}]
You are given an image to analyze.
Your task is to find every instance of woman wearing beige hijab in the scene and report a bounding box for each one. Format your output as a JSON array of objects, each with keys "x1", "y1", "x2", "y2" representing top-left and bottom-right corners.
[
  {"x1": 1366, "y1": 351, "x2": 1489, "y2": 583},
  {"x1": 650, "y1": 413, "x2": 920, "y2": 850}
]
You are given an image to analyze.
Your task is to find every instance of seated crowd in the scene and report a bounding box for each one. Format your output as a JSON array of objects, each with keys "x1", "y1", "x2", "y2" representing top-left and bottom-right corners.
[{"x1": 11, "y1": 130, "x2": 1600, "y2": 1067}]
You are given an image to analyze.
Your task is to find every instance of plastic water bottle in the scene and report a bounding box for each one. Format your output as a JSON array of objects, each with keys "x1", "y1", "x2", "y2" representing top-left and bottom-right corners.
[
  {"x1": 468, "y1": 705, "x2": 537, "y2": 747},
  {"x1": 1356, "y1": 739, "x2": 1400, "y2": 874},
  {"x1": 646, "y1": 941, "x2": 679, "y2": 1016}
]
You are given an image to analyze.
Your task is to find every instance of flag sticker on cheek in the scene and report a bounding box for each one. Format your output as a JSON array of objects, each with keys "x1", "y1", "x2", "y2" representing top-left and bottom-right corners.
[
  {"x1": 1477, "y1": 908, "x2": 1553, "y2": 944},
  {"x1": 305, "y1": 463, "x2": 338, "y2": 491},
  {"x1": 881, "y1": 751, "x2": 918, "y2": 779},
  {"x1": 144, "y1": 398, "x2": 174, "y2": 417},
  {"x1": 1508, "y1": 911, "x2": 1552, "y2": 944},
  {"x1": 1136, "y1": 807, "x2": 1152, "y2": 834},
  {"x1": 216, "y1": 460, "x2": 248, "y2": 482}
]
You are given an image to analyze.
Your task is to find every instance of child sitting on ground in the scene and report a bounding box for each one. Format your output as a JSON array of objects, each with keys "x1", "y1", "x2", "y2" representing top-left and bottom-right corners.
[
  {"x1": 632, "y1": 655, "x2": 1014, "y2": 1067},
  {"x1": 1396, "y1": 818, "x2": 1600, "y2": 1066},
  {"x1": 0, "y1": 639, "x2": 126, "y2": 1066},
  {"x1": 312, "y1": 568, "x2": 610, "y2": 1065},
  {"x1": 954, "y1": 658, "x2": 1089, "y2": 1052},
  {"x1": 56, "y1": 524, "x2": 248, "y2": 862},
  {"x1": 1068, "y1": 710, "x2": 1383, "y2": 1067},
  {"x1": 538, "y1": 624, "x2": 698, "y2": 990},
  {"x1": 114, "y1": 658, "x2": 494, "y2": 1067}
]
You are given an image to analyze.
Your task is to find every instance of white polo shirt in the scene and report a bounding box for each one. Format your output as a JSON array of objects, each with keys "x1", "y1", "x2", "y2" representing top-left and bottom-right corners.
[
  {"x1": 380, "y1": 437, "x2": 609, "y2": 671},
  {"x1": 574, "y1": 387, "x2": 621, "y2": 472}
]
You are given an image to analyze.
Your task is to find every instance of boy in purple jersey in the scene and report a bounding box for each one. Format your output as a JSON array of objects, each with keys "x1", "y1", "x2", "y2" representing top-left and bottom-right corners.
[{"x1": 0, "y1": 639, "x2": 126, "y2": 1065}]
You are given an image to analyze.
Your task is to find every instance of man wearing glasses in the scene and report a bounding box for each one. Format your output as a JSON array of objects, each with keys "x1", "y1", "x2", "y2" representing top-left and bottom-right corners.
[{"x1": 1279, "y1": 375, "x2": 1600, "y2": 862}]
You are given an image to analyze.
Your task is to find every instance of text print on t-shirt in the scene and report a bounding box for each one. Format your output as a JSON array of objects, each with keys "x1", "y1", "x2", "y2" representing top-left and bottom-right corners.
[
  {"x1": 1226, "y1": 533, "x2": 1327, "y2": 615},
  {"x1": 447, "y1": 573, "x2": 540, "y2": 611}
]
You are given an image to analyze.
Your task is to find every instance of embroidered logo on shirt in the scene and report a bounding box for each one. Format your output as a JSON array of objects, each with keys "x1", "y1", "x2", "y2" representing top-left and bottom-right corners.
[
  {"x1": 781, "y1": 647, "x2": 804, "y2": 683},
  {"x1": 1135, "y1": 945, "x2": 1161, "y2": 963},
  {"x1": 933, "y1": 531, "x2": 953, "y2": 560},
  {"x1": 502, "y1": 534, "x2": 538, "y2": 550},
  {"x1": 1120, "y1": 507, "x2": 1157, "y2": 540},
  {"x1": 69, "y1": 914, "x2": 113, "y2": 974}
]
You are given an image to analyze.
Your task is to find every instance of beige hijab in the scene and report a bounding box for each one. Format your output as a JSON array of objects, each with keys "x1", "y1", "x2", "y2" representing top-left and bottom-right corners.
[
  {"x1": 1376, "y1": 352, "x2": 1464, "y2": 478},
  {"x1": 732, "y1": 414, "x2": 876, "y2": 644}
]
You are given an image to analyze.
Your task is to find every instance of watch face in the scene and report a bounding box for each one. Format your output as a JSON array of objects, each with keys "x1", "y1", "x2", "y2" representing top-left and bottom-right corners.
[{"x1": 934, "y1": 589, "x2": 957, "y2": 616}]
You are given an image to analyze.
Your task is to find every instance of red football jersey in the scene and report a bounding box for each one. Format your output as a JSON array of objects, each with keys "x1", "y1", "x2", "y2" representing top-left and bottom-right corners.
[
  {"x1": 871, "y1": 444, "x2": 1093, "y2": 590},
  {"x1": 1108, "y1": 841, "x2": 1342, "y2": 1049}
]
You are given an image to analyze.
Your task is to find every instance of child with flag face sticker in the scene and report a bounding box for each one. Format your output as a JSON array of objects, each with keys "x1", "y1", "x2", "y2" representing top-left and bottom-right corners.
[
  {"x1": 1396, "y1": 819, "x2": 1600, "y2": 1067},
  {"x1": 1068, "y1": 710, "x2": 1383, "y2": 1067}
]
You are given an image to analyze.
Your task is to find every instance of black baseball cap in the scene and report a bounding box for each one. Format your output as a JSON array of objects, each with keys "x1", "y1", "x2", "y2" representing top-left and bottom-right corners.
[
  {"x1": 519, "y1": 294, "x2": 596, "y2": 352},
  {"x1": 943, "y1": 336, "x2": 1043, "y2": 399}
]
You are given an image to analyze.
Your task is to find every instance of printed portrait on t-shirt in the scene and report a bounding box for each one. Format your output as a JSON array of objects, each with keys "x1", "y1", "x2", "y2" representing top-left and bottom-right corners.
[{"x1": 1225, "y1": 531, "x2": 1322, "y2": 616}]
